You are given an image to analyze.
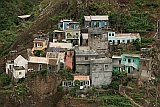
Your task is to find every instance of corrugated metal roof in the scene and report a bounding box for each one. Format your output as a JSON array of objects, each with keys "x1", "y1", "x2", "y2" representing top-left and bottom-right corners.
[
  {"x1": 116, "y1": 33, "x2": 140, "y2": 38},
  {"x1": 82, "y1": 33, "x2": 88, "y2": 39},
  {"x1": 14, "y1": 55, "x2": 27, "y2": 65},
  {"x1": 84, "y1": 15, "x2": 109, "y2": 21},
  {"x1": 29, "y1": 56, "x2": 48, "y2": 64},
  {"x1": 112, "y1": 55, "x2": 121, "y2": 59},
  {"x1": 18, "y1": 15, "x2": 31, "y2": 19}
]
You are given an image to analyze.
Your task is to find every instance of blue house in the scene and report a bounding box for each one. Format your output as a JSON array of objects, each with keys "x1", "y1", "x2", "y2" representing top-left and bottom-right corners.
[
  {"x1": 84, "y1": 15, "x2": 109, "y2": 28},
  {"x1": 58, "y1": 19, "x2": 80, "y2": 30},
  {"x1": 112, "y1": 54, "x2": 140, "y2": 73},
  {"x1": 108, "y1": 32, "x2": 141, "y2": 45}
]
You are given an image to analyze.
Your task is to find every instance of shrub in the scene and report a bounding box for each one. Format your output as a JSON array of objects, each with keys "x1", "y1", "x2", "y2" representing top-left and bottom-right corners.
[
  {"x1": 108, "y1": 81, "x2": 119, "y2": 90},
  {"x1": 0, "y1": 74, "x2": 11, "y2": 87}
]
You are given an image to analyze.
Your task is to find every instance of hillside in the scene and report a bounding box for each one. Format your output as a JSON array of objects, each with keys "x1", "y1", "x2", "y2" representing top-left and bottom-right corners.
[{"x1": 1, "y1": 0, "x2": 160, "y2": 106}]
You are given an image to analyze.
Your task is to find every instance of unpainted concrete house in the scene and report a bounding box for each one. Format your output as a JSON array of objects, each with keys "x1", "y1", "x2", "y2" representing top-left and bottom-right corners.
[
  {"x1": 90, "y1": 58, "x2": 112, "y2": 87},
  {"x1": 88, "y1": 33, "x2": 108, "y2": 57},
  {"x1": 75, "y1": 48, "x2": 98, "y2": 75}
]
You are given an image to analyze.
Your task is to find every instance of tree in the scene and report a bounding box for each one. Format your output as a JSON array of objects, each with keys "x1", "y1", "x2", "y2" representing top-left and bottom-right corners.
[{"x1": 132, "y1": 39, "x2": 141, "y2": 51}]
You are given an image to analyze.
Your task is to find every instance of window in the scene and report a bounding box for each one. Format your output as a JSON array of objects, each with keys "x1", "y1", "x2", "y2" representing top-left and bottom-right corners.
[
  {"x1": 85, "y1": 57, "x2": 88, "y2": 60},
  {"x1": 49, "y1": 66, "x2": 52, "y2": 70},
  {"x1": 36, "y1": 43, "x2": 42, "y2": 47},
  {"x1": 112, "y1": 33, "x2": 114, "y2": 36},
  {"x1": 9, "y1": 65, "x2": 12, "y2": 70},
  {"x1": 76, "y1": 33, "x2": 78, "y2": 35},
  {"x1": 133, "y1": 59, "x2": 136, "y2": 62},
  {"x1": 109, "y1": 33, "x2": 111, "y2": 36},
  {"x1": 19, "y1": 72, "x2": 22, "y2": 75},
  {"x1": 122, "y1": 40, "x2": 125, "y2": 43},
  {"x1": 117, "y1": 40, "x2": 120, "y2": 44},
  {"x1": 123, "y1": 58, "x2": 126, "y2": 61},
  {"x1": 39, "y1": 64, "x2": 42, "y2": 71},
  {"x1": 104, "y1": 64, "x2": 108, "y2": 71},
  {"x1": 128, "y1": 59, "x2": 131, "y2": 63},
  {"x1": 127, "y1": 40, "x2": 130, "y2": 43},
  {"x1": 86, "y1": 81, "x2": 89, "y2": 85}
]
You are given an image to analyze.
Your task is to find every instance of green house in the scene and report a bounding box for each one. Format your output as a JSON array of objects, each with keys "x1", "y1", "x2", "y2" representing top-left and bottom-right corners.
[{"x1": 112, "y1": 54, "x2": 140, "y2": 73}]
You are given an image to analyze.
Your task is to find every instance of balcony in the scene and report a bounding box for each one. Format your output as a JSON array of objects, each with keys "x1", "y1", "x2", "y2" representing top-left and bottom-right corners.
[
  {"x1": 67, "y1": 34, "x2": 79, "y2": 39},
  {"x1": 124, "y1": 62, "x2": 138, "y2": 69}
]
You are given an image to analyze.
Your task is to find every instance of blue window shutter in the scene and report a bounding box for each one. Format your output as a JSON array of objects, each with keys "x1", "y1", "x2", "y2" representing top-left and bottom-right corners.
[
  {"x1": 74, "y1": 24, "x2": 77, "y2": 29},
  {"x1": 99, "y1": 22, "x2": 102, "y2": 28},
  {"x1": 94, "y1": 21, "x2": 96, "y2": 25},
  {"x1": 104, "y1": 21, "x2": 107, "y2": 25}
]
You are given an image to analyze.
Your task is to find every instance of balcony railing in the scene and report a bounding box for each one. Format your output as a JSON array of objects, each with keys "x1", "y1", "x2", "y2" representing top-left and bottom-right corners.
[{"x1": 124, "y1": 62, "x2": 138, "y2": 69}]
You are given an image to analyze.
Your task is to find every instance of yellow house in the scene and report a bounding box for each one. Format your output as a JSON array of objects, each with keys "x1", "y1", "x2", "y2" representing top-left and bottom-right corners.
[{"x1": 31, "y1": 38, "x2": 48, "y2": 54}]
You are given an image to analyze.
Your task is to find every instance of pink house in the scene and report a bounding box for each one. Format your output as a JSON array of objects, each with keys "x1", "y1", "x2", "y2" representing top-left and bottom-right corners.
[{"x1": 64, "y1": 50, "x2": 75, "y2": 70}]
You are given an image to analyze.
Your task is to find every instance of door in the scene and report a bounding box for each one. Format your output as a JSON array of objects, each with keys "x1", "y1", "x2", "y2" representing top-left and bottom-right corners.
[
  {"x1": 128, "y1": 67, "x2": 131, "y2": 73},
  {"x1": 118, "y1": 40, "x2": 120, "y2": 44}
]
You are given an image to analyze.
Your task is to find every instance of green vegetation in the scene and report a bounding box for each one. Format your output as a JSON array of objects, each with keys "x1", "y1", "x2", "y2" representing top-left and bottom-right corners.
[
  {"x1": 0, "y1": 74, "x2": 11, "y2": 87},
  {"x1": 15, "y1": 83, "x2": 28, "y2": 97},
  {"x1": 99, "y1": 94, "x2": 132, "y2": 107},
  {"x1": 109, "y1": 12, "x2": 154, "y2": 33},
  {"x1": 0, "y1": 0, "x2": 41, "y2": 56},
  {"x1": 60, "y1": 68, "x2": 73, "y2": 80},
  {"x1": 34, "y1": 50, "x2": 45, "y2": 57}
]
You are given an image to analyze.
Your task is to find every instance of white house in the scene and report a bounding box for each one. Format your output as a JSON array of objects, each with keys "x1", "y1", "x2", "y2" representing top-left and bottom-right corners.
[
  {"x1": 6, "y1": 60, "x2": 14, "y2": 74},
  {"x1": 14, "y1": 55, "x2": 28, "y2": 72},
  {"x1": 13, "y1": 66, "x2": 26, "y2": 79}
]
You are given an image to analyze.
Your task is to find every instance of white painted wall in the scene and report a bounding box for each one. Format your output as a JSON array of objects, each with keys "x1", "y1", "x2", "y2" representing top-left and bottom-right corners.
[{"x1": 13, "y1": 68, "x2": 25, "y2": 79}]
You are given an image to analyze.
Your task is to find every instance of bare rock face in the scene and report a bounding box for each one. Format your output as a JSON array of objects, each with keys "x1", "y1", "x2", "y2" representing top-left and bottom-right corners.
[{"x1": 26, "y1": 72, "x2": 62, "y2": 98}]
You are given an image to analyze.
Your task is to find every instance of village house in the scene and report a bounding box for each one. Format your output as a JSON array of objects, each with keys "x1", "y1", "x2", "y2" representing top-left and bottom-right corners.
[
  {"x1": 58, "y1": 19, "x2": 73, "y2": 30},
  {"x1": 6, "y1": 60, "x2": 14, "y2": 77},
  {"x1": 53, "y1": 30, "x2": 66, "y2": 43},
  {"x1": 65, "y1": 22, "x2": 80, "y2": 46},
  {"x1": 121, "y1": 54, "x2": 140, "y2": 73},
  {"x1": 90, "y1": 58, "x2": 112, "y2": 87},
  {"x1": 88, "y1": 33, "x2": 108, "y2": 57},
  {"x1": 31, "y1": 33, "x2": 49, "y2": 54},
  {"x1": 108, "y1": 32, "x2": 141, "y2": 45},
  {"x1": 73, "y1": 75, "x2": 90, "y2": 89},
  {"x1": 14, "y1": 55, "x2": 28, "y2": 72},
  {"x1": 6, "y1": 55, "x2": 28, "y2": 81},
  {"x1": 112, "y1": 55, "x2": 124, "y2": 72},
  {"x1": 28, "y1": 52, "x2": 60, "y2": 72},
  {"x1": 64, "y1": 49, "x2": 75, "y2": 70},
  {"x1": 75, "y1": 47, "x2": 99, "y2": 75},
  {"x1": 140, "y1": 57, "x2": 152, "y2": 80},
  {"x1": 84, "y1": 15, "x2": 109, "y2": 29},
  {"x1": 62, "y1": 75, "x2": 90, "y2": 89},
  {"x1": 112, "y1": 54, "x2": 140, "y2": 73},
  {"x1": 13, "y1": 66, "x2": 26, "y2": 80}
]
